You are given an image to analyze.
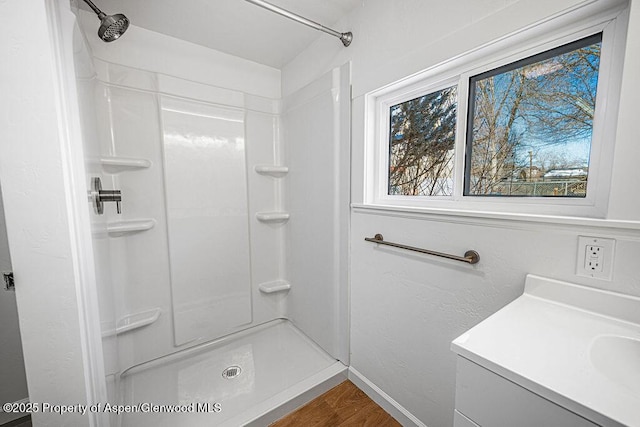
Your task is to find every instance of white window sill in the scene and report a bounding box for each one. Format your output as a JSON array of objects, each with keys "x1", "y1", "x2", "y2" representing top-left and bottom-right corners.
[{"x1": 351, "y1": 203, "x2": 640, "y2": 232}]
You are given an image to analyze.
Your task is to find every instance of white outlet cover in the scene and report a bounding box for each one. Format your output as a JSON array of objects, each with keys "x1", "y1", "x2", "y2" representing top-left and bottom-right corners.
[{"x1": 576, "y1": 236, "x2": 616, "y2": 280}]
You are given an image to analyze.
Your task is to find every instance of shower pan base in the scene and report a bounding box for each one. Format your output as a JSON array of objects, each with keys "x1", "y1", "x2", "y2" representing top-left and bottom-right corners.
[{"x1": 118, "y1": 319, "x2": 346, "y2": 427}]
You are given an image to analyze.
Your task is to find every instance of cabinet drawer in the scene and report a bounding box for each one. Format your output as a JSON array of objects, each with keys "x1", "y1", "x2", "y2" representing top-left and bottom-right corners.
[{"x1": 455, "y1": 357, "x2": 598, "y2": 427}]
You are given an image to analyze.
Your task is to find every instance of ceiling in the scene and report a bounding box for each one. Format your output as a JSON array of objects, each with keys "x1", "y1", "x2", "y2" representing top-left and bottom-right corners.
[{"x1": 80, "y1": 0, "x2": 362, "y2": 69}]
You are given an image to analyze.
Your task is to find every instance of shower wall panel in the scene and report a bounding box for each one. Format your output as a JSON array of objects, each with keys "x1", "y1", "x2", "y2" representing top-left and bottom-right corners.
[
  {"x1": 72, "y1": 25, "x2": 121, "y2": 402},
  {"x1": 73, "y1": 14, "x2": 298, "y2": 372},
  {"x1": 73, "y1": 54, "x2": 285, "y2": 372},
  {"x1": 283, "y1": 65, "x2": 351, "y2": 362},
  {"x1": 161, "y1": 97, "x2": 252, "y2": 345},
  {"x1": 89, "y1": 81, "x2": 178, "y2": 373}
]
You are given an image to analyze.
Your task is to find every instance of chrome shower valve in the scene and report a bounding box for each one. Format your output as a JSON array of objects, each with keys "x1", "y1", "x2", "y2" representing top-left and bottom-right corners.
[{"x1": 90, "y1": 177, "x2": 122, "y2": 215}]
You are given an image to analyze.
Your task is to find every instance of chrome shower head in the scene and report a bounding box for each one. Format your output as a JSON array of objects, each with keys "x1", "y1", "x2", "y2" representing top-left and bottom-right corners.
[
  {"x1": 98, "y1": 13, "x2": 129, "y2": 42},
  {"x1": 81, "y1": 0, "x2": 130, "y2": 42}
]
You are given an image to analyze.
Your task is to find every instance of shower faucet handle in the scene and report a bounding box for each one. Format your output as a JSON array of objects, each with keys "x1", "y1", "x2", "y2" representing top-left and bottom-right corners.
[
  {"x1": 90, "y1": 177, "x2": 122, "y2": 215},
  {"x1": 99, "y1": 189, "x2": 122, "y2": 214}
]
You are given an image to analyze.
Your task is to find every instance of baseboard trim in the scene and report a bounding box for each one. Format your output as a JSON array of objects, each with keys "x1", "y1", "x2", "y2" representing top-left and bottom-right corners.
[{"x1": 348, "y1": 367, "x2": 427, "y2": 427}]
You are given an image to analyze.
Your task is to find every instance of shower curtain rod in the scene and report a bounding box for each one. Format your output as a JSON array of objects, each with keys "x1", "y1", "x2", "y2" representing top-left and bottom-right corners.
[{"x1": 244, "y1": 0, "x2": 353, "y2": 47}]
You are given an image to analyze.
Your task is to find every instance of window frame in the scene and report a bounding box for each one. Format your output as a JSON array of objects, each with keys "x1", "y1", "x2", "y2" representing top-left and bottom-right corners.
[{"x1": 365, "y1": 4, "x2": 628, "y2": 218}]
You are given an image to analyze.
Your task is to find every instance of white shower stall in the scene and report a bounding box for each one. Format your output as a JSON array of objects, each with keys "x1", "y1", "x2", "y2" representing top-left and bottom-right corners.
[{"x1": 65, "y1": 3, "x2": 350, "y2": 425}]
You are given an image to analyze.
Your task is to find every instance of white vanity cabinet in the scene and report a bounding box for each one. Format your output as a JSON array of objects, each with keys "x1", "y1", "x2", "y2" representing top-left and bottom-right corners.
[
  {"x1": 451, "y1": 274, "x2": 640, "y2": 427},
  {"x1": 453, "y1": 357, "x2": 598, "y2": 427}
]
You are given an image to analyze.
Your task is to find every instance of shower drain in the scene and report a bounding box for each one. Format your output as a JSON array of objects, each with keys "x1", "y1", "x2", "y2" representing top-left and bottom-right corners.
[{"x1": 222, "y1": 365, "x2": 242, "y2": 379}]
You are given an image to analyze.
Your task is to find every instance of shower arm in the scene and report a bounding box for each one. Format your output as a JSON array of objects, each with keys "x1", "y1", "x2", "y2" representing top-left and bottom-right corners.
[
  {"x1": 81, "y1": 0, "x2": 106, "y2": 19},
  {"x1": 244, "y1": 0, "x2": 352, "y2": 47}
]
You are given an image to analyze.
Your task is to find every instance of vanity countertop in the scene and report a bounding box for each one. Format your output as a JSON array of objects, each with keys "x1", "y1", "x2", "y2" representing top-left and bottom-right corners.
[{"x1": 452, "y1": 274, "x2": 640, "y2": 427}]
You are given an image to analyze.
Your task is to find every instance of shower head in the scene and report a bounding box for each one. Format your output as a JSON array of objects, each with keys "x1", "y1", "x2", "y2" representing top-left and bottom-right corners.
[
  {"x1": 81, "y1": 0, "x2": 130, "y2": 42},
  {"x1": 98, "y1": 13, "x2": 129, "y2": 42}
]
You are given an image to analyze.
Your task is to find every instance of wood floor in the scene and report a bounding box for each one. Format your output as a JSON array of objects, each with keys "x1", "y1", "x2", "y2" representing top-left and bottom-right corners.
[{"x1": 270, "y1": 381, "x2": 401, "y2": 427}]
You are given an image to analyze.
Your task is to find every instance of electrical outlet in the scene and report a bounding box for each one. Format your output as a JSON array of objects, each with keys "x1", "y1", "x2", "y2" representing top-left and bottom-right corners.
[
  {"x1": 576, "y1": 236, "x2": 615, "y2": 280},
  {"x1": 585, "y1": 245, "x2": 603, "y2": 272}
]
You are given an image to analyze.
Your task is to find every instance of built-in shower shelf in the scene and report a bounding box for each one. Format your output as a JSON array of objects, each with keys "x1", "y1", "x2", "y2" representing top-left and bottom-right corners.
[
  {"x1": 102, "y1": 308, "x2": 161, "y2": 337},
  {"x1": 254, "y1": 165, "x2": 289, "y2": 177},
  {"x1": 256, "y1": 212, "x2": 290, "y2": 223},
  {"x1": 107, "y1": 218, "x2": 156, "y2": 235},
  {"x1": 100, "y1": 156, "x2": 152, "y2": 172},
  {"x1": 258, "y1": 280, "x2": 291, "y2": 294}
]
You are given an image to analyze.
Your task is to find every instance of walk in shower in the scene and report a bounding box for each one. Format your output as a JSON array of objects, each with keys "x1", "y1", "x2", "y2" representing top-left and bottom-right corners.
[{"x1": 68, "y1": 2, "x2": 351, "y2": 425}]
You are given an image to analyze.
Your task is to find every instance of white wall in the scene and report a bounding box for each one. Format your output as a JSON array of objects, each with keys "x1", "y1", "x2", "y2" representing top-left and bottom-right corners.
[
  {"x1": 283, "y1": 0, "x2": 640, "y2": 426},
  {"x1": 0, "y1": 1, "x2": 102, "y2": 425},
  {"x1": 608, "y1": 0, "x2": 640, "y2": 220}
]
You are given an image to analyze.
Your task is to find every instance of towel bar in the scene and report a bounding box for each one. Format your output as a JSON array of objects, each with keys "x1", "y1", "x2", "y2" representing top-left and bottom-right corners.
[{"x1": 365, "y1": 234, "x2": 479, "y2": 264}]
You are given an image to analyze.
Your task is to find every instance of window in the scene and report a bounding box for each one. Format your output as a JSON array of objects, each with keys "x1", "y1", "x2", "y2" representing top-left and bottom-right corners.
[
  {"x1": 367, "y1": 6, "x2": 626, "y2": 218},
  {"x1": 465, "y1": 34, "x2": 602, "y2": 198},
  {"x1": 388, "y1": 86, "x2": 457, "y2": 196}
]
